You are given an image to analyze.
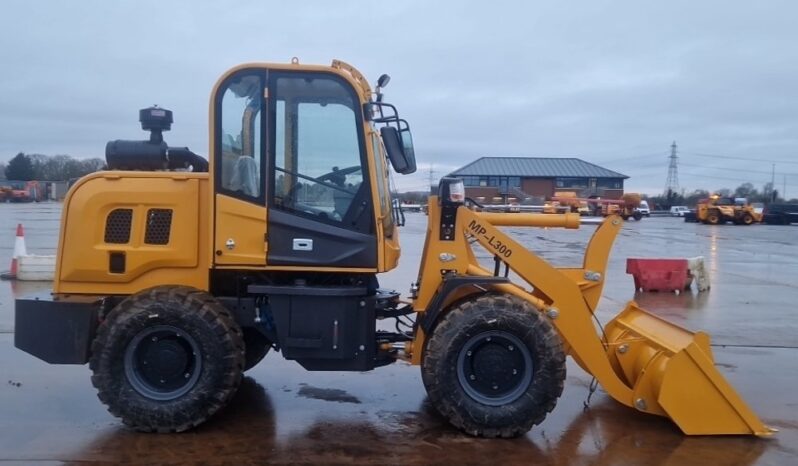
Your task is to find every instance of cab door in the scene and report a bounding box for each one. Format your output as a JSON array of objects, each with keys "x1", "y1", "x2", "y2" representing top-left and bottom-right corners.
[
  {"x1": 266, "y1": 71, "x2": 377, "y2": 269},
  {"x1": 213, "y1": 71, "x2": 268, "y2": 265}
]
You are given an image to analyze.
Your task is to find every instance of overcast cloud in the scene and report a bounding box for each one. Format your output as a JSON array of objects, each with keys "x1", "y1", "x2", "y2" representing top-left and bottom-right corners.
[{"x1": 1, "y1": 0, "x2": 797, "y2": 195}]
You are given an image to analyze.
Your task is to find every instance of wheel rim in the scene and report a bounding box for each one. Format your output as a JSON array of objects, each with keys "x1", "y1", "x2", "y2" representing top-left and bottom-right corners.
[
  {"x1": 456, "y1": 330, "x2": 533, "y2": 406},
  {"x1": 124, "y1": 325, "x2": 202, "y2": 401}
]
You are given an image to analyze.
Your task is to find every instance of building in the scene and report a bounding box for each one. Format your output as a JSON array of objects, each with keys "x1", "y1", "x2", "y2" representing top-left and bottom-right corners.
[{"x1": 448, "y1": 157, "x2": 628, "y2": 203}]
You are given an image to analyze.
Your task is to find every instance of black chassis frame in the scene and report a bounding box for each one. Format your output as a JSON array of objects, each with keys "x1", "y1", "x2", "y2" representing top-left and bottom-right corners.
[
  {"x1": 14, "y1": 275, "x2": 505, "y2": 369},
  {"x1": 14, "y1": 283, "x2": 407, "y2": 370}
]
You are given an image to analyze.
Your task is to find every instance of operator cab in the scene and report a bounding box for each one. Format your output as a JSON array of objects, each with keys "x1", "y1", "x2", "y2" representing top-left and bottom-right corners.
[{"x1": 212, "y1": 61, "x2": 415, "y2": 270}]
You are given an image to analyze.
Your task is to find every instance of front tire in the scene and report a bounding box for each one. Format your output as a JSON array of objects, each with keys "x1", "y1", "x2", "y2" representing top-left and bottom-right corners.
[
  {"x1": 89, "y1": 286, "x2": 245, "y2": 432},
  {"x1": 421, "y1": 294, "x2": 566, "y2": 438}
]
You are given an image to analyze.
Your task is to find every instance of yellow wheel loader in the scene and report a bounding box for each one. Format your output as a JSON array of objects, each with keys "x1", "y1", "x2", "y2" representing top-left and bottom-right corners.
[
  {"x1": 697, "y1": 195, "x2": 761, "y2": 225},
  {"x1": 14, "y1": 60, "x2": 772, "y2": 437}
]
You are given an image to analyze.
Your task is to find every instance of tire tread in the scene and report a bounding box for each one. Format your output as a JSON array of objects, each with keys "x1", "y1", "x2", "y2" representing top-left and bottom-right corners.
[
  {"x1": 89, "y1": 285, "x2": 244, "y2": 433},
  {"x1": 421, "y1": 293, "x2": 566, "y2": 438}
]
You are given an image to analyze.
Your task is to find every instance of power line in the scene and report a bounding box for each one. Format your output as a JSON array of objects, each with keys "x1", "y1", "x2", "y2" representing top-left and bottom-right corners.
[
  {"x1": 679, "y1": 171, "x2": 786, "y2": 184},
  {"x1": 603, "y1": 167, "x2": 781, "y2": 186},
  {"x1": 594, "y1": 152, "x2": 670, "y2": 165},
  {"x1": 685, "y1": 151, "x2": 798, "y2": 165},
  {"x1": 680, "y1": 162, "x2": 798, "y2": 178}
]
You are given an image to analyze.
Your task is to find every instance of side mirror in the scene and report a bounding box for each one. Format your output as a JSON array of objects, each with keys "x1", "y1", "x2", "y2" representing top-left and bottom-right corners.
[
  {"x1": 381, "y1": 127, "x2": 416, "y2": 174},
  {"x1": 399, "y1": 127, "x2": 416, "y2": 173}
]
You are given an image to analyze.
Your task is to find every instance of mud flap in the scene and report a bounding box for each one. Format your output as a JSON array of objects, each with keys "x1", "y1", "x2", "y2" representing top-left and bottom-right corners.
[{"x1": 604, "y1": 302, "x2": 773, "y2": 436}]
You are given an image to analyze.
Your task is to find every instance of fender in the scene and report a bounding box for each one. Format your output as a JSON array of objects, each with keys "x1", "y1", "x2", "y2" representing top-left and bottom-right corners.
[{"x1": 416, "y1": 274, "x2": 509, "y2": 333}]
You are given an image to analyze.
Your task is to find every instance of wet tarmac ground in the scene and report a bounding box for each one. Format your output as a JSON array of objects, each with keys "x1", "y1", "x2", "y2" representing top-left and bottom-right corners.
[{"x1": 1, "y1": 203, "x2": 797, "y2": 465}]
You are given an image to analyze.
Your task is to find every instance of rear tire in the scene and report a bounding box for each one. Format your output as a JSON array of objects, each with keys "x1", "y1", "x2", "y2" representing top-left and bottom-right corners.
[
  {"x1": 421, "y1": 294, "x2": 566, "y2": 438},
  {"x1": 89, "y1": 285, "x2": 245, "y2": 432},
  {"x1": 633, "y1": 211, "x2": 643, "y2": 221},
  {"x1": 706, "y1": 210, "x2": 721, "y2": 225}
]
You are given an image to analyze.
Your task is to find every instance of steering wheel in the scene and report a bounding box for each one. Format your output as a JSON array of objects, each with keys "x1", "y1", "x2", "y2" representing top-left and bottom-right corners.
[
  {"x1": 315, "y1": 165, "x2": 361, "y2": 185},
  {"x1": 281, "y1": 165, "x2": 360, "y2": 200}
]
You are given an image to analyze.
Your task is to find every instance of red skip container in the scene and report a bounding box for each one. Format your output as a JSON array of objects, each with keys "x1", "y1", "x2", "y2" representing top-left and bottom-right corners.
[{"x1": 626, "y1": 258, "x2": 691, "y2": 293}]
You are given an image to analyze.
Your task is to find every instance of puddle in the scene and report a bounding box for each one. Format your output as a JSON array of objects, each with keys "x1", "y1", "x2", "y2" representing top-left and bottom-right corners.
[{"x1": 297, "y1": 385, "x2": 362, "y2": 404}]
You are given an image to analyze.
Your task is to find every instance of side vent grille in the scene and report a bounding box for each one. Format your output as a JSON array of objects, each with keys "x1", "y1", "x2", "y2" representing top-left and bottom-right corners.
[
  {"x1": 104, "y1": 209, "x2": 133, "y2": 244},
  {"x1": 145, "y1": 209, "x2": 173, "y2": 245}
]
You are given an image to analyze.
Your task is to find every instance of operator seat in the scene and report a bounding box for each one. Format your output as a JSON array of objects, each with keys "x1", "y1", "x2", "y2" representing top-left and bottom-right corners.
[{"x1": 229, "y1": 156, "x2": 259, "y2": 197}]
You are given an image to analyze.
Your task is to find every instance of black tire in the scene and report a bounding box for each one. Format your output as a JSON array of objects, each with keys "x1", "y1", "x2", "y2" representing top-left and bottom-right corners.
[
  {"x1": 421, "y1": 294, "x2": 566, "y2": 438},
  {"x1": 706, "y1": 210, "x2": 721, "y2": 225},
  {"x1": 242, "y1": 328, "x2": 271, "y2": 371},
  {"x1": 89, "y1": 285, "x2": 245, "y2": 432},
  {"x1": 632, "y1": 211, "x2": 643, "y2": 221},
  {"x1": 741, "y1": 213, "x2": 754, "y2": 225}
]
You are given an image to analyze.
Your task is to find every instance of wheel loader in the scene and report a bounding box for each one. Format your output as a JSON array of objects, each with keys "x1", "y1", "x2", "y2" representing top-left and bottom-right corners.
[
  {"x1": 15, "y1": 59, "x2": 772, "y2": 437},
  {"x1": 697, "y1": 195, "x2": 761, "y2": 225}
]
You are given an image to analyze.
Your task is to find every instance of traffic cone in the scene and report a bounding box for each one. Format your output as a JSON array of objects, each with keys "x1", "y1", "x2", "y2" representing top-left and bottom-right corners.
[{"x1": 5, "y1": 224, "x2": 27, "y2": 279}]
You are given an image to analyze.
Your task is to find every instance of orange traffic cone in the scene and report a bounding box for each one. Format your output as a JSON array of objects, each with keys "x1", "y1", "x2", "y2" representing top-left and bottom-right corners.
[{"x1": 1, "y1": 224, "x2": 27, "y2": 280}]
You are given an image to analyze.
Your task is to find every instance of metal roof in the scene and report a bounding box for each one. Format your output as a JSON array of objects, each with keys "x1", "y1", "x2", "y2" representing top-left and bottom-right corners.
[{"x1": 449, "y1": 157, "x2": 628, "y2": 179}]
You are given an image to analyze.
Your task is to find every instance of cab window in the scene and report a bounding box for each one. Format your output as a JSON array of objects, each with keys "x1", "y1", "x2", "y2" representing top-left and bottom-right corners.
[
  {"x1": 271, "y1": 74, "x2": 367, "y2": 226},
  {"x1": 371, "y1": 131, "x2": 393, "y2": 236},
  {"x1": 217, "y1": 73, "x2": 263, "y2": 200}
]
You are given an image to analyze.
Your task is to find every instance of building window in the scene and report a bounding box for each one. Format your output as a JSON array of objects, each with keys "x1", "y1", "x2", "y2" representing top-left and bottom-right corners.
[
  {"x1": 458, "y1": 176, "x2": 521, "y2": 189},
  {"x1": 460, "y1": 176, "x2": 480, "y2": 186},
  {"x1": 556, "y1": 177, "x2": 588, "y2": 189},
  {"x1": 597, "y1": 178, "x2": 623, "y2": 189}
]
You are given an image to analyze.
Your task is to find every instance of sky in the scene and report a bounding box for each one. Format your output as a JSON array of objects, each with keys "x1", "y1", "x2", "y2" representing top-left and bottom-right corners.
[{"x1": 1, "y1": 0, "x2": 797, "y2": 197}]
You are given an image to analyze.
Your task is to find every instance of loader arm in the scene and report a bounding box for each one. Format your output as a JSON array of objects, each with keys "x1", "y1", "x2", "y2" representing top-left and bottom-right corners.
[{"x1": 412, "y1": 194, "x2": 772, "y2": 436}]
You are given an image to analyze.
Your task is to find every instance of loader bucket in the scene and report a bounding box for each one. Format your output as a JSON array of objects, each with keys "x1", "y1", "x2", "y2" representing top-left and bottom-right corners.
[{"x1": 604, "y1": 302, "x2": 773, "y2": 436}]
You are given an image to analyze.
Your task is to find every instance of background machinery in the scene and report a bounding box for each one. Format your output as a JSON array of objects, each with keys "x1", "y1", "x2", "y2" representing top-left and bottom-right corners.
[
  {"x1": 15, "y1": 60, "x2": 770, "y2": 438},
  {"x1": 553, "y1": 193, "x2": 644, "y2": 220},
  {"x1": 697, "y1": 195, "x2": 761, "y2": 225}
]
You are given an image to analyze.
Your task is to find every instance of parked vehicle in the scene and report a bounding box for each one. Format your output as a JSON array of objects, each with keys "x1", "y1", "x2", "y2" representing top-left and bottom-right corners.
[
  {"x1": 696, "y1": 195, "x2": 761, "y2": 225},
  {"x1": 582, "y1": 194, "x2": 644, "y2": 220},
  {"x1": 763, "y1": 204, "x2": 798, "y2": 225},
  {"x1": 550, "y1": 192, "x2": 590, "y2": 215},
  {"x1": 1, "y1": 180, "x2": 44, "y2": 202},
  {"x1": 670, "y1": 206, "x2": 690, "y2": 217},
  {"x1": 636, "y1": 200, "x2": 650, "y2": 217}
]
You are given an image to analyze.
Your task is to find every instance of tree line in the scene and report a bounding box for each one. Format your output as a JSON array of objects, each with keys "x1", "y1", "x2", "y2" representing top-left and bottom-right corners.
[
  {"x1": 1, "y1": 152, "x2": 106, "y2": 181},
  {"x1": 650, "y1": 182, "x2": 796, "y2": 208}
]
